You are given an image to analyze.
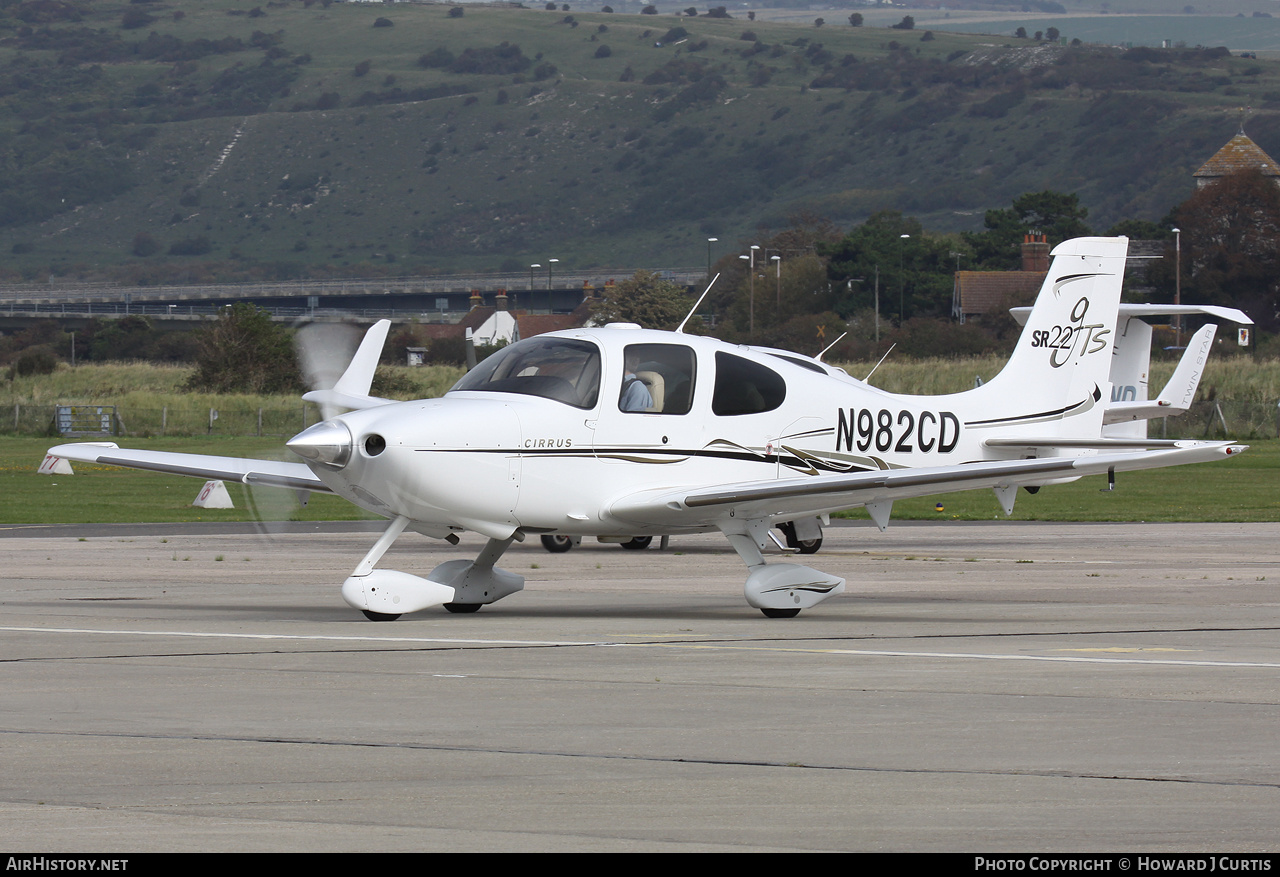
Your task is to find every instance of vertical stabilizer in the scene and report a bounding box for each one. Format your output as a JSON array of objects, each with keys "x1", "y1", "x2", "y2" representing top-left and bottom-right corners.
[{"x1": 979, "y1": 237, "x2": 1128, "y2": 440}]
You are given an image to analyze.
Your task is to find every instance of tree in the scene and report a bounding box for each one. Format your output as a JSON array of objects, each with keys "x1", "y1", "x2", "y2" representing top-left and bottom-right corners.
[
  {"x1": 848, "y1": 12, "x2": 862, "y2": 26},
  {"x1": 1015, "y1": 26, "x2": 1027, "y2": 38},
  {"x1": 1170, "y1": 169, "x2": 1280, "y2": 331},
  {"x1": 964, "y1": 191, "x2": 1093, "y2": 270},
  {"x1": 185, "y1": 303, "x2": 303, "y2": 394},
  {"x1": 822, "y1": 210, "x2": 958, "y2": 325},
  {"x1": 590, "y1": 270, "x2": 692, "y2": 330},
  {"x1": 1046, "y1": 26, "x2": 1060, "y2": 40},
  {"x1": 891, "y1": 16, "x2": 914, "y2": 30},
  {"x1": 448, "y1": 6, "x2": 464, "y2": 17}
]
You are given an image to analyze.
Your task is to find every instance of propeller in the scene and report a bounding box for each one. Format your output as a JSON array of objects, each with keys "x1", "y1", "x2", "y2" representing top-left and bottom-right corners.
[{"x1": 295, "y1": 322, "x2": 365, "y2": 421}]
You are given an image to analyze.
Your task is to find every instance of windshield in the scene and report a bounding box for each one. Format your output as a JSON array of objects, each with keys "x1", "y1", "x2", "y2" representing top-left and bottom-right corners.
[{"x1": 450, "y1": 337, "x2": 601, "y2": 409}]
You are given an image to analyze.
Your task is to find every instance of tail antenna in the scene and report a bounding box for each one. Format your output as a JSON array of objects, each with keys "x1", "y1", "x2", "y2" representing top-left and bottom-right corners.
[{"x1": 676, "y1": 273, "x2": 719, "y2": 334}]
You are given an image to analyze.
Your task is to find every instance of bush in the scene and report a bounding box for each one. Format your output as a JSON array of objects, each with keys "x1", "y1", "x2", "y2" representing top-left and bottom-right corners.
[
  {"x1": 595, "y1": 44, "x2": 612, "y2": 58},
  {"x1": 132, "y1": 232, "x2": 160, "y2": 257},
  {"x1": 185, "y1": 303, "x2": 302, "y2": 394},
  {"x1": 448, "y1": 6, "x2": 464, "y2": 17},
  {"x1": 10, "y1": 345, "x2": 59, "y2": 378}
]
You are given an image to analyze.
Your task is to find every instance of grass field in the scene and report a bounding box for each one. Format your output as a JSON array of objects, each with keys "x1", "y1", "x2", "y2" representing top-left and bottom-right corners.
[{"x1": 3, "y1": 434, "x2": 1274, "y2": 526}]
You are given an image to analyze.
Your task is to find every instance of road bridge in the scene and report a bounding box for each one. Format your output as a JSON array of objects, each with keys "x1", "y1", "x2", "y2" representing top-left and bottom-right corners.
[{"x1": 0, "y1": 268, "x2": 705, "y2": 328}]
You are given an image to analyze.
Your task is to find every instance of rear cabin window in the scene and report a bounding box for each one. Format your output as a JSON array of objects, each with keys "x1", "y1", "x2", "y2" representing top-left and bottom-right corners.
[
  {"x1": 712, "y1": 352, "x2": 786, "y2": 416},
  {"x1": 618, "y1": 343, "x2": 696, "y2": 414},
  {"x1": 450, "y1": 337, "x2": 601, "y2": 409}
]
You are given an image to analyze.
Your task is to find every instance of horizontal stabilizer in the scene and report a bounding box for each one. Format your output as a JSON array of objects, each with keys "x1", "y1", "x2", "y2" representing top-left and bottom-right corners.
[{"x1": 1011, "y1": 303, "x2": 1253, "y2": 326}]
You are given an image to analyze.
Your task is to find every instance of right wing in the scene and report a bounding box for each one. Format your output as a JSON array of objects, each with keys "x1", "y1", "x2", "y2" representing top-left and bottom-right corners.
[
  {"x1": 609, "y1": 442, "x2": 1246, "y2": 528},
  {"x1": 46, "y1": 442, "x2": 331, "y2": 493}
]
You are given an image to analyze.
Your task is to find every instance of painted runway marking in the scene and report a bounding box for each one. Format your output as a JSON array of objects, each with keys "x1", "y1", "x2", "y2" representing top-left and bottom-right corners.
[
  {"x1": 2, "y1": 626, "x2": 1277, "y2": 669},
  {"x1": 0, "y1": 626, "x2": 599, "y2": 648},
  {"x1": 634, "y1": 643, "x2": 1280, "y2": 669}
]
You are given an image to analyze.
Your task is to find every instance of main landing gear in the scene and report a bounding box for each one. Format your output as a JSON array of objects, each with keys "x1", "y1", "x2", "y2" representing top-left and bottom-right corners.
[
  {"x1": 721, "y1": 517, "x2": 843, "y2": 619},
  {"x1": 342, "y1": 516, "x2": 524, "y2": 621}
]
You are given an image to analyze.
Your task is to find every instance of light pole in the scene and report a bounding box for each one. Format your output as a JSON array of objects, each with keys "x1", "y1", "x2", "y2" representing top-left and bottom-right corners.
[
  {"x1": 547, "y1": 258, "x2": 559, "y2": 290},
  {"x1": 771, "y1": 254, "x2": 781, "y2": 311},
  {"x1": 874, "y1": 265, "x2": 880, "y2": 343},
  {"x1": 1172, "y1": 227, "x2": 1182, "y2": 347},
  {"x1": 739, "y1": 245, "x2": 760, "y2": 338},
  {"x1": 898, "y1": 234, "x2": 910, "y2": 325},
  {"x1": 530, "y1": 263, "x2": 540, "y2": 291},
  {"x1": 706, "y1": 237, "x2": 718, "y2": 278}
]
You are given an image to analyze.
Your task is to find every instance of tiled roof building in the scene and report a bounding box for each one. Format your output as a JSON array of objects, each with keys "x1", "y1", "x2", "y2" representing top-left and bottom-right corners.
[
  {"x1": 951, "y1": 234, "x2": 1049, "y2": 323},
  {"x1": 1193, "y1": 132, "x2": 1280, "y2": 187}
]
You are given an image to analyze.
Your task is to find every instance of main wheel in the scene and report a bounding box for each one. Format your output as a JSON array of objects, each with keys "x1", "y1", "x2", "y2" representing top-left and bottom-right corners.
[
  {"x1": 620, "y1": 536, "x2": 652, "y2": 550},
  {"x1": 540, "y1": 534, "x2": 574, "y2": 553},
  {"x1": 761, "y1": 608, "x2": 801, "y2": 618},
  {"x1": 444, "y1": 602, "x2": 482, "y2": 614},
  {"x1": 779, "y1": 522, "x2": 822, "y2": 555},
  {"x1": 795, "y1": 537, "x2": 822, "y2": 555},
  {"x1": 362, "y1": 610, "x2": 401, "y2": 622}
]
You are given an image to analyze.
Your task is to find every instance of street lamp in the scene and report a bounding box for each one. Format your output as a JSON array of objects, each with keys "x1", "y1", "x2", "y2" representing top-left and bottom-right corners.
[
  {"x1": 706, "y1": 237, "x2": 718, "y2": 278},
  {"x1": 547, "y1": 258, "x2": 559, "y2": 291},
  {"x1": 1172, "y1": 227, "x2": 1182, "y2": 347},
  {"x1": 530, "y1": 263, "x2": 540, "y2": 291}
]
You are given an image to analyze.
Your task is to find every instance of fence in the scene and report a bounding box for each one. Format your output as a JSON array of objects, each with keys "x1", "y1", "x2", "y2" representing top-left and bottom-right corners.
[
  {"x1": 7, "y1": 399, "x2": 1279, "y2": 441},
  {"x1": 10, "y1": 403, "x2": 325, "y2": 438}
]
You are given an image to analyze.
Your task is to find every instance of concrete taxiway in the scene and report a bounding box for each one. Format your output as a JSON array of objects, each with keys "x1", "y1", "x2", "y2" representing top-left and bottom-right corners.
[{"x1": 1, "y1": 520, "x2": 1277, "y2": 852}]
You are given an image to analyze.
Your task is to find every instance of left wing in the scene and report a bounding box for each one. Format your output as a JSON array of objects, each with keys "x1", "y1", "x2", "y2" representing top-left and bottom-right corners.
[
  {"x1": 609, "y1": 442, "x2": 1245, "y2": 528},
  {"x1": 47, "y1": 442, "x2": 332, "y2": 493}
]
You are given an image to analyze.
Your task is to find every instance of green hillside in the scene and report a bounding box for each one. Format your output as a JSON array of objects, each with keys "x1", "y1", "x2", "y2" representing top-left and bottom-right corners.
[{"x1": 0, "y1": 0, "x2": 1276, "y2": 279}]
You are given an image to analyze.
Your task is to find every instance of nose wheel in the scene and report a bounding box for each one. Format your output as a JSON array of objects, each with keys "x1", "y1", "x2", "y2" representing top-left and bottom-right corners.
[{"x1": 362, "y1": 610, "x2": 402, "y2": 622}]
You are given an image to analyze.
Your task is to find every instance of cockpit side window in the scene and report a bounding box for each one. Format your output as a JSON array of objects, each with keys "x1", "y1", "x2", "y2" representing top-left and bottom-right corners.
[
  {"x1": 712, "y1": 351, "x2": 786, "y2": 416},
  {"x1": 450, "y1": 337, "x2": 601, "y2": 409},
  {"x1": 619, "y1": 343, "x2": 696, "y2": 414}
]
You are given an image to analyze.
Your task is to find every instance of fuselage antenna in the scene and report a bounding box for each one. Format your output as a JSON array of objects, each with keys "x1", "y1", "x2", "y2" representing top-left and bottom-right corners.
[
  {"x1": 815, "y1": 331, "x2": 847, "y2": 363},
  {"x1": 863, "y1": 343, "x2": 896, "y2": 383},
  {"x1": 676, "y1": 273, "x2": 719, "y2": 334}
]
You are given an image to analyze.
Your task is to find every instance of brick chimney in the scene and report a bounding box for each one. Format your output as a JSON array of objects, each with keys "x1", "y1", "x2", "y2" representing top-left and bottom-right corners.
[
  {"x1": 1021, "y1": 233, "x2": 1049, "y2": 273},
  {"x1": 495, "y1": 289, "x2": 508, "y2": 311}
]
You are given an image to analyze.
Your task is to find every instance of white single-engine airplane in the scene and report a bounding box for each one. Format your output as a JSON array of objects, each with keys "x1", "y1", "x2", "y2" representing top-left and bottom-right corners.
[{"x1": 49, "y1": 237, "x2": 1249, "y2": 620}]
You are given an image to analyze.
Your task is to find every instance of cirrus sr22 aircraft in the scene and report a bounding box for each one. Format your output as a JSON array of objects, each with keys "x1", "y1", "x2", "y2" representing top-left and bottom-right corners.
[{"x1": 48, "y1": 237, "x2": 1249, "y2": 620}]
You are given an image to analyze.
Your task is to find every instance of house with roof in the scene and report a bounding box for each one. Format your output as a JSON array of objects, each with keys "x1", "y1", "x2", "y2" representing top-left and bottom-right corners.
[
  {"x1": 951, "y1": 233, "x2": 1049, "y2": 323},
  {"x1": 1193, "y1": 131, "x2": 1280, "y2": 189}
]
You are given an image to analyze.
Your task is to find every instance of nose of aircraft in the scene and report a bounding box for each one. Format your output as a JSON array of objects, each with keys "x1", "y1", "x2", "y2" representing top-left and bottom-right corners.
[{"x1": 287, "y1": 420, "x2": 353, "y2": 469}]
